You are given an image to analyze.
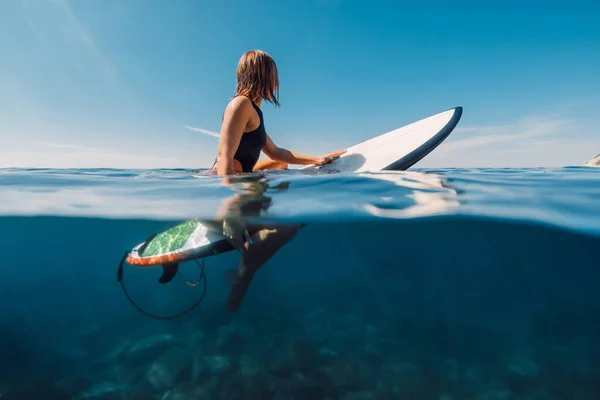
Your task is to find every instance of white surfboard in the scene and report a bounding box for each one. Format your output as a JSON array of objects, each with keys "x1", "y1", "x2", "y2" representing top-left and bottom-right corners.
[
  {"x1": 302, "y1": 106, "x2": 463, "y2": 173},
  {"x1": 125, "y1": 106, "x2": 463, "y2": 268},
  {"x1": 120, "y1": 108, "x2": 463, "y2": 316}
]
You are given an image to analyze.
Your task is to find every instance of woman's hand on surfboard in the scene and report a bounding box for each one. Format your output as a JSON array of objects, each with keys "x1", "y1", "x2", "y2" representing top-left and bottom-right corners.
[{"x1": 314, "y1": 149, "x2": 346, "y2": 165}]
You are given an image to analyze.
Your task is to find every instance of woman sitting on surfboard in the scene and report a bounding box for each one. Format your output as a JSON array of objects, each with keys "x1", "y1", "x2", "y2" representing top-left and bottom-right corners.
[
  {"x1": 213, "y1": 50, "x2": 344, "y2": 311},
  {"x1": 212, "y1": 49, "x2": 345, "y2": 175}
]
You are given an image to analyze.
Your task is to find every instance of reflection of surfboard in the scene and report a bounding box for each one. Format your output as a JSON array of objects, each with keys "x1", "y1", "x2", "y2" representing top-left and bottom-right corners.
[{"x1": 303, "y1": 106, "x2": 463, "y2": 173}]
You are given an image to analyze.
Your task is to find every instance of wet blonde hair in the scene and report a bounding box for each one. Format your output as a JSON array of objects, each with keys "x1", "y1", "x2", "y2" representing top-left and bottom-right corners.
[{"x1": 234, "y1": 50, "x2": 280, "y2": 107}]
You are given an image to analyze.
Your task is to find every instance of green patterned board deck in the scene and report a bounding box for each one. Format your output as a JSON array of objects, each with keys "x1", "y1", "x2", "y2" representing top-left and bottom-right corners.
[
  {"x1": 126, "y1": 219, "x2": 231, "y2": 266},
  {"x1": 141, "y1": 220, "x2": 199, "y2": 257}
]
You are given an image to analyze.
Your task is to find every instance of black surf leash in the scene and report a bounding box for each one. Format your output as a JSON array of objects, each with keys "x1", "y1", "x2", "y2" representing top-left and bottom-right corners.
[{"x1": 117, "y1": 249, "x2": 208, "y2": 320}]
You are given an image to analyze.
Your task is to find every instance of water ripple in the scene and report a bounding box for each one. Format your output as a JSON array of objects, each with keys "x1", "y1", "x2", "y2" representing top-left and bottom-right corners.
[{"x1": 1, "y1": 167, "x2": 599, "y2": 236}]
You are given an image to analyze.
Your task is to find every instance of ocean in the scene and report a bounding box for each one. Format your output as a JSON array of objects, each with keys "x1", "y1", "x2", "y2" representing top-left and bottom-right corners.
[{"x1": 1, "y1": 166, "x2": 599, "y2": 400}]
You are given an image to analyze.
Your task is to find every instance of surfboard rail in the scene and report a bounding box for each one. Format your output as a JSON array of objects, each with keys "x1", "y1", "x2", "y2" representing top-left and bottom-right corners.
[{"x1": 384, "y1": 106, "x2": 463, "y2": 171}]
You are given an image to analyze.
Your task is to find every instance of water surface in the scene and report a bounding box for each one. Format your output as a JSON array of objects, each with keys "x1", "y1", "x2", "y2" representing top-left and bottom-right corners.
[{"x1": 1, "y1": 166, "x2": 599, "y2": 399}]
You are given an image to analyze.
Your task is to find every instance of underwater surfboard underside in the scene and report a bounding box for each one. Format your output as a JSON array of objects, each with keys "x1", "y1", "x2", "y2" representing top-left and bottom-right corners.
[{"x1": 126, "y1": 220, "x2": 233, "y2": 266}]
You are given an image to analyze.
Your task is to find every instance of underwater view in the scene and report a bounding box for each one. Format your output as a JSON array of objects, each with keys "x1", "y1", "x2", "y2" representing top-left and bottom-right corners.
[{"x1": 1, "y1": 166, "x2": 600, "y2": 400}]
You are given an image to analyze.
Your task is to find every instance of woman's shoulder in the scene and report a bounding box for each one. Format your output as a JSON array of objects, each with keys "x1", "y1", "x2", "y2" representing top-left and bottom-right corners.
[
  {"x1": 223, "y1": 95, "x2": 257, "y2": 123},
  {"x1": 226, "y1": 95, "x2": 254, "y2": 113}
]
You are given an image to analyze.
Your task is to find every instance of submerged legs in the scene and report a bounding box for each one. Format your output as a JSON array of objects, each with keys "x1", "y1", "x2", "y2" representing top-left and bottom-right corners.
[{"x1": 226, "y1": 225, "x2": 301, "y2": 311}]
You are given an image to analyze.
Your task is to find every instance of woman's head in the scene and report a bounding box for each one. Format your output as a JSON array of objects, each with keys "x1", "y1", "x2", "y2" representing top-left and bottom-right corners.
[{"x1": 235, "y1": 50, "x2": 280, "y2": 107}]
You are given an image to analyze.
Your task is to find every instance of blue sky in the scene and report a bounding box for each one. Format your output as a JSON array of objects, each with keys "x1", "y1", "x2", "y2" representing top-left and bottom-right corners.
[{"x1": 1, "y1": 0, "x2": 599, "y2": 168}]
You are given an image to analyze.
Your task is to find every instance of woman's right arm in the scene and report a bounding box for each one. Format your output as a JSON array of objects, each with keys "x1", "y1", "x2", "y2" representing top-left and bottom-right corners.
[{"x1": 216, "y1": 97, "x2": 252, "y2": 176}]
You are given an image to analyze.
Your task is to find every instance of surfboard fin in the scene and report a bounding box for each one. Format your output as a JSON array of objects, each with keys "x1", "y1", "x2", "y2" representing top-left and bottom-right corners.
[{"x1": 158, "y1": 263, "x2": 179, "y2": 284}]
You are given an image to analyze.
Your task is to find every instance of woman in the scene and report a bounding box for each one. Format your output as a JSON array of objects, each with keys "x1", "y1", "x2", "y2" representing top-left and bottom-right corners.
[
  {"x1": 214, "y1": 50, "x2": 344, "y2": 311},
  {"x1": 213, "y1": 49, "x2": 345, "y2": 175}
]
